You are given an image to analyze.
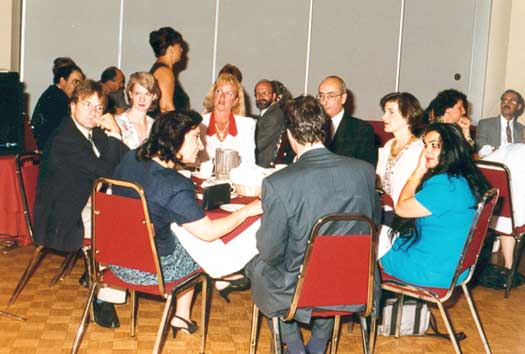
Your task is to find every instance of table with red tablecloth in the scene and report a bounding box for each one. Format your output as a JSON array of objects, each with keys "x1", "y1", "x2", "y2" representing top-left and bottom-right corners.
[{"x1": 0, "y1": 155, "x2": 37, "y2": 246}]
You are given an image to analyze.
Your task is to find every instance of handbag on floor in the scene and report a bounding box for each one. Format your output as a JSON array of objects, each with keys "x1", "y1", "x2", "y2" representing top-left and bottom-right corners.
[{"x1": 379, "y1": 297, "x2": 431, "y2": 336}]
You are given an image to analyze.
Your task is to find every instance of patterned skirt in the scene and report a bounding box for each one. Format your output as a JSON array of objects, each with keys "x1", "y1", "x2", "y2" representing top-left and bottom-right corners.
[{"x1": 109, "y1": 238, "x2": 199, "y2": 286}]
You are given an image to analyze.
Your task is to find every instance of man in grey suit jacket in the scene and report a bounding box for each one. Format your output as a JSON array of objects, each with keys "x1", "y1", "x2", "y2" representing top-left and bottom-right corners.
[
  {"x1": 254, "y1": 80, "x2": 286, "y2": 167},
  {"x1": 477, "y1": 89, "x2": 524, "y2": 151},
  {"x1": 246, "y1": 95, "x2": 380, "y2": 354}
]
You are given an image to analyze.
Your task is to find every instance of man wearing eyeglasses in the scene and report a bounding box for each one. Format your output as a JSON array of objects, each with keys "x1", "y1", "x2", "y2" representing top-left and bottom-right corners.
[
  {"x1": 33, "y1": 79, "x2": 128, "y2": 328},
  {"x1": 318, "y1": 76, "x2": 377, "y2": 166},
  {"x1": 476, "y1": 89, "x2": 524, "y2": 151}
]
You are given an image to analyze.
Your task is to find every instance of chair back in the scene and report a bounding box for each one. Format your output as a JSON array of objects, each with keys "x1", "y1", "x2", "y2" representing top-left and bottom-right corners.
[
  {"x1": 475, "y1": 160, "x2": 513, "y2": 224},
  {"x1": 15, "y1": 152, "x2": 40, "y2": 241},
  {"x1": 452, "y1": 188, "x2": 499, "y2": 286},
  {"x1": 91, "y1": 177, "x2": 165, "y2": 294},
  {"x1": 288, "y1": 213, "x2": 377, "y2": 319}
]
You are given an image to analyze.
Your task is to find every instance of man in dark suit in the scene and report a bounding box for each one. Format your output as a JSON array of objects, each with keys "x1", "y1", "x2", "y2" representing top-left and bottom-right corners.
[
  {"x1": 33, "y1": 79, "x2": 129, "y2": 327},
  {"x1": 476, "y1": 89, "x2": 524, "y2": 152},
  {"x1": 254, "y1": 79, "x2": 286, "y2": 168},
  {"x1": 246, "y1": 95, "x2": 380, "y2": 354},
  {"x1": 318, "y1": 76, "x2": 377, "y2": 166}
]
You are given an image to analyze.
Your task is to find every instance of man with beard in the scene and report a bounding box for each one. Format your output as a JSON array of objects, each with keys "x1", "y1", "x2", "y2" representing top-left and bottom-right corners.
[
  {"x1": 254, "y1": 80, "x2": 286, "y2": 167},
  {"x1": 477, "y1": 89, "x2": 524, "y2": 150}
]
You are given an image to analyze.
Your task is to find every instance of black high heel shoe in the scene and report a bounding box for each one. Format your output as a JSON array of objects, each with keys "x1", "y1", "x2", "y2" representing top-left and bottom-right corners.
[
  {"x1": 171, "y1": 315, "x2": 198, "y2": 339},
  {"x1": 216, "y1": 277, "x2": 251, "y2": 303}
]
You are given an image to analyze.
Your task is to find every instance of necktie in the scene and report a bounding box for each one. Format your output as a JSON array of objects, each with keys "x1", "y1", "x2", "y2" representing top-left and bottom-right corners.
[
  {"x1": 506, "y1": 120, "x2": 512, "y2": 143},
  {"x1": 88, "y1": 132, "x2": 100, "y2": 157}
]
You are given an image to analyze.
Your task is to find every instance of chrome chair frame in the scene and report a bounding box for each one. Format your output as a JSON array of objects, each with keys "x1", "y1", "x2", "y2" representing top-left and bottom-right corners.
[
  {"x1": 476, "y1": 160, "x2": 525, "y2": 298},
  {"x1": 250, "y1": 213, "x2": 378, "y2": 354},
  {"x1": 71, "y1": 177, "x2": 209, "y2": 354},
  {"x1": 381, "y1": 188, "x2": 499, "y2": 354}
]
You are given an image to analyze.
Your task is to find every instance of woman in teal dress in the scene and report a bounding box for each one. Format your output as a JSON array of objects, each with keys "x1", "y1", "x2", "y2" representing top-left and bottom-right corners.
[{"x1": 381, "y1": 123, "x2": 489, "y2": 288}]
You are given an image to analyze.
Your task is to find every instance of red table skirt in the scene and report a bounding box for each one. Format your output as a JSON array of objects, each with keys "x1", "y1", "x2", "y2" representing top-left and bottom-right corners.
[{"x1": 0, "y1": 155, "x2": 36, "y2": 246}]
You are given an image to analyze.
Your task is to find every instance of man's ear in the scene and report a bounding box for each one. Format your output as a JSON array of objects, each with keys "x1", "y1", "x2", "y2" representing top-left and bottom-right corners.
[{"x1": 341, "y1": 91, "x2": 348, "y2": 105}]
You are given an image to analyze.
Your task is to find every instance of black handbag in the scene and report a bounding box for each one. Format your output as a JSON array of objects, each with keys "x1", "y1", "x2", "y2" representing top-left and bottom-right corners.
[{"x1": 201, "y1": 183, "x2": 231, "y2": 210}]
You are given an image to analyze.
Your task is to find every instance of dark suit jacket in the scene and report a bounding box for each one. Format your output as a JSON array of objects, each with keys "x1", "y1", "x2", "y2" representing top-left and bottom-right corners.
[
  {"x1": 33, "y1": 116, "x2": 129, "y2": 252},
  {"x1": 31, "y1": 85, "x2": 70, "y2": 150},
  {"x1": 476, "y1": 116, "x2": 524, "y2": 150},
  {"x1": 246, "y1": 147, "x2": 380, "y2": 322},
  {"x1": 255, "y1": 103, "x2": 286, "y2": 168},
  {"x1": 328, "y1": 111, "x2": 377, "y2": 166}
]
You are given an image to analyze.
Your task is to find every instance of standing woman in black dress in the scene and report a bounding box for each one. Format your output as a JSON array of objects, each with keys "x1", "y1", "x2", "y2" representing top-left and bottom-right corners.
[{"x1": 149, "y1": 27, "x2": 188, "y2": 117}]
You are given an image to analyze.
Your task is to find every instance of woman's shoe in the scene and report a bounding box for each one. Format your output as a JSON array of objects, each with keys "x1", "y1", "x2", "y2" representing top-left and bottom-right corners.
[
  {"x1": 171, "y1": 315, "x2": 198, "y2": 339},
  {"x1": 216, "y1": 277, "x2": 251, "y2": 303}
]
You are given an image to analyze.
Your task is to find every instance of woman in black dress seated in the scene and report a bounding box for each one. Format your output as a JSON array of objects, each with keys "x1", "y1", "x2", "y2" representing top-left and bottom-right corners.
[{"x1": 111, "y1": 110, "x2": 261, "y2": 336}]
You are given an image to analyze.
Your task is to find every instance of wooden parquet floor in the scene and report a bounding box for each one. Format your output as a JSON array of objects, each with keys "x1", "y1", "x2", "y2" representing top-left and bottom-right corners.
[{"x1": 0, "y1": 245, "x2": 524, "y2": 353}]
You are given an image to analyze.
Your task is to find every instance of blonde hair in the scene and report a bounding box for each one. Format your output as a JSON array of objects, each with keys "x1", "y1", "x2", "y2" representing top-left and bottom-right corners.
[
  {"x1": 126, "y1": 71, "x2": 160, "y2": 107},
  {"x1": 203, "y1": 73, "x2": 246, "y2": 116}
]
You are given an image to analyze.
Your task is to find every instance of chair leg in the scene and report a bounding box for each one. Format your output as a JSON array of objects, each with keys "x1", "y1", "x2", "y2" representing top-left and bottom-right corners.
[
  {"x1": 71, "y1": 284, "x2": 97, "y2": 354},
  {"x1": 394, "y1": 294, "x2": 404, "y2": 338},
  {"x1": 369, "y1": 317, "x2": 377, "y2": 354},
  {"x1": 436, "y1": 301, "x2": 462, "y2": 354},
  {"x1": 8, "y1": 245, "x2": 46, "y2": 305},
  {"x1": 462, "y1": 284, "x2": 492, "y2": 354},
  {"x1": 505, "y1": 235, "x2": 524, "y2": 298},
  {"x1": 249, "y1": 304, "x2": 260, "y2": 354},
  {"x1": 330, "y1": 315, "x2": 341, "y2": 354},
  {"x1": 80, "y1": 247, "x2": 92, "y2": 288},
  {"x1": 199, "y1": 276, "x2": 208, "y2": 354},
  {"x1": 152, "y1": 293, "x2": 175, "y2": 354},
  {"x1": 130, "y1": 290, "x2": 137, "y2": 337},
  {"x1": 359, "y1": 316, "x2": 369, "y2": 354},
  {"x1": 49, "y1": 251, "x2": 78, "y2": 286},
  {"x1": 272, "y1": 317, "x2": 282, "y2": 354}
]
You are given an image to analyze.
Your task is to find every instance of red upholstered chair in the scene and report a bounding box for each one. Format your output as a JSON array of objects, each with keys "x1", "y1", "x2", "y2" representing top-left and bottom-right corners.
[
  {"x1": 475, "y1": 160, "x2": 525, "y2": 298},
  {"x1": 380, "y1": 188, "x2": 499, "y2": 354},
  {"x1": 8, "y1": 152, "x2": 91, "y2": 305},
  {"x1": 71, "y1": 178, "x2": 209, "y2": 354},
  {"x1": 249, "y1": 213, "x2": 378, "y2": 354}
]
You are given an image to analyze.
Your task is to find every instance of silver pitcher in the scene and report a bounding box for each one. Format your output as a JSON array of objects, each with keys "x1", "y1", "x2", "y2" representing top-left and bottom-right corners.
[{"x1": 214, "y1": 148, "x2": 240, "y2": 180}]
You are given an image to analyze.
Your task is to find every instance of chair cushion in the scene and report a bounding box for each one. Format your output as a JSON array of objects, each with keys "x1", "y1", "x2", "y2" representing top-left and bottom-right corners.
[
  {"x1": 381, "y1": 269, "x2": 449, "y2": 299},
  {"x1": 100, "y1": 268, "x2": 204, "y2": 296}
]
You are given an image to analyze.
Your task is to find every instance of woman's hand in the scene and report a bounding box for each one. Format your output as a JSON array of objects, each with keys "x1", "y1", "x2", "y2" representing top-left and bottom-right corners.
[
  {"x1": 238, "y1": 200, "x2": 262, "y2": 218},
  {"x1": 414, "y1": 150, "x2": 428, "y2": 178},
  {"x1": 458, "y1": 116, "x2": 472, "y2": 139}
]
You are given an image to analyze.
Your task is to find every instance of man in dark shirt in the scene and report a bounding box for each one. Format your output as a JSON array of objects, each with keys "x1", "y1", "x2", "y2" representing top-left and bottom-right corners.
[
  {"x1": 100, "y1": 66, "x2": 127, "y2": 115},
  {"x1": 31, "y1": 62, "x2": 84, "y2": 149}
]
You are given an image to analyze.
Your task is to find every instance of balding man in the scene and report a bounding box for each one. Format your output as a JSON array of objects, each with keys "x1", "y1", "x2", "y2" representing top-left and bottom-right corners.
[
  {"x1": 254, "y1": 79, "x2": 286, "y2": 167},
  {"x1": 318, "y1": 76, "x2": 377, "y2": 166},
  {"x1": 100, "y1": 66, "x2": 127, "y2": 115}
]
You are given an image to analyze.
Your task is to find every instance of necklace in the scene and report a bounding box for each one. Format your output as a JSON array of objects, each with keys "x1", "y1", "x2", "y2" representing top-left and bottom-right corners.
[
  {"x1": 390, "y1": 135, "x2": 415, "y2": 157},
  {"x1": 215, "y1": 121, "x2": 229, "y2": 141}
]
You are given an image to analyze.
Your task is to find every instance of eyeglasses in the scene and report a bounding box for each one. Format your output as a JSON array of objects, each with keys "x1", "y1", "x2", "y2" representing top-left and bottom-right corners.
[
  {"x1": 80, "y1": 100, "x2": 104, "y2": 114},
  {"x1": 501, "y1": 98, "x2": 519, "y2": 105},
  {"x1": 316, "y1": 92, "x2": 344, "y2": 101}
]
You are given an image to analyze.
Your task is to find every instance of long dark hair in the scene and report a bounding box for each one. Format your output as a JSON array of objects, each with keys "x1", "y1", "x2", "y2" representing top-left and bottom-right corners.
[
  {"x1": 390, "y1": 123, "x2": 489, "y2": 248},
  {"x1": 136, "y1": 110, "x2": 202, "y2": 164}
]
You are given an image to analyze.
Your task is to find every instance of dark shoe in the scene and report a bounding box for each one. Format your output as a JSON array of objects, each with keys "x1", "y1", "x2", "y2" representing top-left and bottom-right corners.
[
  {"x1": 216, "y1": 277, "x2": 250, "y2": 303},
  {"x1": 78, "y1": 272, "x2": 88, "y2": 288},
  {"x1": 171, "y1": 315, "x2": 198, "y2": 339},
  {"x1": 93, "y1": 300, "x2": 120, "y2": 328}
]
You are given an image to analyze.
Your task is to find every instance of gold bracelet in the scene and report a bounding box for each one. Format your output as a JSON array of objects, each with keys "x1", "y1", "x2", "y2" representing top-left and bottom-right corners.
[{"x1": 407, "y1": 175, "x2": 421, "y2": 184}]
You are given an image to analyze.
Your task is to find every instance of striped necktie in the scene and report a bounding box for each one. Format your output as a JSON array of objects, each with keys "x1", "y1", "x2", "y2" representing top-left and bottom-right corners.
[{"x1": 506, "y1": 120, "x2": 512, "y2": 143}]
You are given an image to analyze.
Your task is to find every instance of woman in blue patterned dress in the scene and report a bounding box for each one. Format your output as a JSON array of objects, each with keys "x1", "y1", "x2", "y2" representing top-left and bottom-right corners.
[
  {"x1": 381, "y1": 123, "x2": 489, "y2": 287},
  {"x1": 111, "y1": 110, "x2": 261, "y2": 336}
]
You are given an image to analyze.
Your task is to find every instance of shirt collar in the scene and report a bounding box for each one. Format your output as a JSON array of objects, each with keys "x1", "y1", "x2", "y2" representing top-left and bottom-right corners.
[
  {"x1": 71, "y1": 116, "x2": 92, "y2": 139},
  {"x1": 206, "y1": 112, "x2": 238, "y2": 137},
  {"x1": 331, "y1": 108, "x2": 345, "y2": 134}
]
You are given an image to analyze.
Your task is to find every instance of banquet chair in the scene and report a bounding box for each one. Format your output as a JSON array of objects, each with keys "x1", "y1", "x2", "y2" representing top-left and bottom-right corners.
[
  {"x1": 475, "y1": 160, "x2": 525, "y2": 298},
  {"x1": 249, "y1": 213, "x2": 378, "y2": 354},
  {"x1": 8, "y1": 152, "x2": 91, "y2": 305},
  {"x1": 71, "y1": 177, "x2": 209, "y2": 354},
  {"x1": 381, "y1": 188, "x2": 499, "y2": 354}
]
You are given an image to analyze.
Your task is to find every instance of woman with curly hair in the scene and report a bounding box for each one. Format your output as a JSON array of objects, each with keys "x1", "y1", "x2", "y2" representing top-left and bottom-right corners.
[{"x1": 380, "y1": 123, "x2": 489, "y2": 287}]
